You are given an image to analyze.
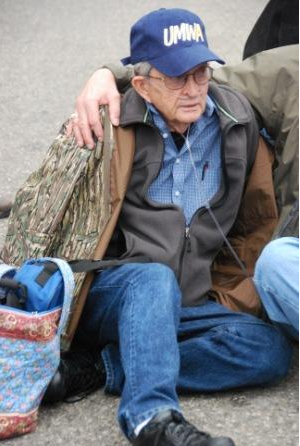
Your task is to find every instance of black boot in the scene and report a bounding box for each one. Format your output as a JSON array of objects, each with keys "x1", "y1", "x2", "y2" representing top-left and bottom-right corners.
[
  {"x1": 0, "y1": 196, "x2": 12, "y2": 219},
  {"x1": 42, "y1": 349, "x2": 106, "y2": 404},
  {"x1": 132, "y1": 410, "x2": 236, "y2": 446}
]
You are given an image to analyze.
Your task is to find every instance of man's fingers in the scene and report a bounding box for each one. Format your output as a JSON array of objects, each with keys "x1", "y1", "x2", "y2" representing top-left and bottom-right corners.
[
  {"x1": 75, "y1": 101, "x2": 95, "y2": 149},
  {"x1": 71, "y1": 69, "x2": 122, "y2": 147},
  {"x1": 108, "y1": 92, "x2": 121, "y2": 126},
  {"x1": 65, "y1": 116, "x2": 85, "y2": 147},
  {"x1": 85, "y1": 99, "x2": 104, "y2": 141},
  {"x1": 72, "y1": 123, "x2": 85, "y2": 148},
  {"x1": 78, "y1": 122, "x2": 95, "y2": 149},
  {"x1": 91, "y1": 120, "x2": 104, "y2": 141}
]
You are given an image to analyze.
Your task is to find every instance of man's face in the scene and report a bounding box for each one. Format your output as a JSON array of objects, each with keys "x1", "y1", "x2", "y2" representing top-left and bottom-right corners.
[{"x1": 132, "y1": 64, "x2": 209, "y2": 133}]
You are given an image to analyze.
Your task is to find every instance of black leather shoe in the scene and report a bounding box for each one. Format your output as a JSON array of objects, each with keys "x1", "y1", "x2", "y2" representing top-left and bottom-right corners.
[
  {"x1": 0, "y1": 197, "x2": 12, "y2": 219},
  {"x1": 42, "y1": 349, "x2": 105, "y2": 404},
  {"x1": 131, "y1": 410, "x2": 236, "y2": 446}
]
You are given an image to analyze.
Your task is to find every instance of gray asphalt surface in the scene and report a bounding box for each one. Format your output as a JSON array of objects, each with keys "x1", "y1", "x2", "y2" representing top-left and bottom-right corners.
[{"x1": 0, "y1": 1, "x2": 298, "y2": 445}]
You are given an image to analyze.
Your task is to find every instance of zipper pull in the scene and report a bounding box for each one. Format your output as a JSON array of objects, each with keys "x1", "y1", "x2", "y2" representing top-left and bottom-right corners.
[{"x1": 185, "y1": 227, "x2": 192, "y2": 253}]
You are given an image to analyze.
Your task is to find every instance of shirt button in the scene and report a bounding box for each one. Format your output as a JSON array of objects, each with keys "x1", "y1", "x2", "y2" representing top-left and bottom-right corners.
[
  {"x1": 175, "y1": 191, "x2": 180, "y2": 197},
  {"x1": 162, "y1": 133, "x2": 168, "y2": 139},
  {"x1": 175, "y1": 158, "x2": 180, "y2": 164}
]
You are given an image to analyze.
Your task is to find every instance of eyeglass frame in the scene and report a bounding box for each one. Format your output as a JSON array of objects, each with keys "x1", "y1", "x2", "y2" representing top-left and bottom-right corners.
[{"x1": 144, "y1": 65, "x2": 213, "y2": 90}]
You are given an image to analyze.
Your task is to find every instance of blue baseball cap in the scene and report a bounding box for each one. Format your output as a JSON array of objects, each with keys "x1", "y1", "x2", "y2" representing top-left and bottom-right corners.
[{"x1": 121, "y1": 8, "x2": 225, "y2": 77}]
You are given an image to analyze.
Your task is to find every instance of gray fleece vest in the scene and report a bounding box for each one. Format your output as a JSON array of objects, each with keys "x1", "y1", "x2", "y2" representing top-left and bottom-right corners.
[{"x1": 107, "y1": 83, "x2": 259, "y2": 306}]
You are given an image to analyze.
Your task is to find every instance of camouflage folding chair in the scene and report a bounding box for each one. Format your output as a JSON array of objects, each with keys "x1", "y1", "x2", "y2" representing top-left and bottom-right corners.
[{"x1": 1, "y1": 107, "x2": 135, "y2": 349}]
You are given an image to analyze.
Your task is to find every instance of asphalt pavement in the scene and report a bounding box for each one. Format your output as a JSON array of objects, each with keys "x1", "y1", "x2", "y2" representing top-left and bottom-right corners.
[{"x1": 0, "y1": 1, "x2": 298, "y2": 445}]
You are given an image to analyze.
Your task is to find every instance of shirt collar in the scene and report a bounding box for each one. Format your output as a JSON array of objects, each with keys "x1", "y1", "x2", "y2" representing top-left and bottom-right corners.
[{"x1": 205, "y1": 95, "x2": 216, "y2": 117}]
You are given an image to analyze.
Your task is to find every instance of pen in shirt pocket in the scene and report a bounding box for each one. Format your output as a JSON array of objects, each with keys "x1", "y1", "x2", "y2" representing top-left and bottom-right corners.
[{"x1": 202, "y1": 161, "x2": 209, "y2": 180}]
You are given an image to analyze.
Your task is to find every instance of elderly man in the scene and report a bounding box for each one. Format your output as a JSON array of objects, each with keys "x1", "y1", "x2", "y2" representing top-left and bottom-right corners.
[{"x1": 45, "y1": 8, "x2": 292, "y2": 446}]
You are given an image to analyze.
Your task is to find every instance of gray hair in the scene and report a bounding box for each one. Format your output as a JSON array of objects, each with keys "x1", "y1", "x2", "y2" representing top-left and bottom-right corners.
[{"x1": 133, "y1": 61, "x2": 152, "y2": 76}]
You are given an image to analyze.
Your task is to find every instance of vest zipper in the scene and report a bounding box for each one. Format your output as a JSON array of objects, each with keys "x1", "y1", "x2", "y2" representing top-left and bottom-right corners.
[
  {"x1": 185, "y1": 226, "x2": 192, "y2": 253},
  {"x1": 177, "y1": 226, "x2": 192, "y2": 285},
  {"x1": 142, "y1": 111, "x2": 248, "y2": 283},
  {"x1": 177, "y1": 118, "x2": 247, "y2": 287}
]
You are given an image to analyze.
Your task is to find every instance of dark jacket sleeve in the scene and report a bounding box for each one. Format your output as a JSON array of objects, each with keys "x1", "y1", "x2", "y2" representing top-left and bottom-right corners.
[{"x1": 243, "y1": 0, "x2": 299, "y2": 59}]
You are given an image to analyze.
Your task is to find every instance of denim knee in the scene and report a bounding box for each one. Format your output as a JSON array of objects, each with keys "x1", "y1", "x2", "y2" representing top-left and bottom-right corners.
[
  {"x1": 122, "y1": 262, "x2": 182, "y2": 308},
  {"x1": 255, "y1": 237, "x2": 297, "y2": 280},
  {"x1": 126, "y1": 262, "x2": 177, "y2": 284},
  {"x1": 255, "y1": 239, "x2": 278, "y2": 279},
  {"x1": 254, "y1": 237, "x2": 299, "y2": 338}
]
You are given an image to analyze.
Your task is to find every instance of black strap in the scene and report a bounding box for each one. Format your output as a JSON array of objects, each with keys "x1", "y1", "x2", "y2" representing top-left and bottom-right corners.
[
  {"x1": 35, "y1": 261, "x2": 59, "y2": 286},
  {"x1": 0, "y1": 278, "x2": 27, "y2": 306},
  {"x1": 1, "y1": 256, "x2": 151, "y2": 300},
  {"x1": 36, "y1": 255, "x2": 151, "y2": 286},
  {"x1": 68, "y1": 256, "x2": 151, "y2": 273}
]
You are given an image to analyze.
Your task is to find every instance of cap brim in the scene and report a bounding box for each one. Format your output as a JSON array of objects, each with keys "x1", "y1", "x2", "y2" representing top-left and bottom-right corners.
[
  {"x1": 152, "y1": 45, "x2": 224, "y2": 76},
  {"x1": 122, "y1": 45, "x2": 225, "y2": 75},
  {"x1": 121, "y1": 56, "x2": 132, "y2": 66}
]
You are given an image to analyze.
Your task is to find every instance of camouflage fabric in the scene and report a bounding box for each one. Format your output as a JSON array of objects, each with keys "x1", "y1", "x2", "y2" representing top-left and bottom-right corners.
[{"x1": 1, "y1": 108, "x2": 114, "y2": 347}]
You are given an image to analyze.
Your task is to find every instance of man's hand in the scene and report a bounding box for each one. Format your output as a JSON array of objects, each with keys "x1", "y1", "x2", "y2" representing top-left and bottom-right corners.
[{"x1": 67, "y1": 68, "x2": 121, "y2": 149}]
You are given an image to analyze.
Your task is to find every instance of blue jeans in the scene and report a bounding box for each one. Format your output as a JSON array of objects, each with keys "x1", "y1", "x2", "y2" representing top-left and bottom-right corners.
[
  {"x1": 254, "y1": 237, "x2": 299, "y2": 339},
  {"x1": 77, "y1": 263, "x2": 293, "y2": 439}
]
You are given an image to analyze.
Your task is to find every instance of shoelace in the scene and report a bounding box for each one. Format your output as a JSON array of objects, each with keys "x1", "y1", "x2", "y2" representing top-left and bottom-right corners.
[
  {"x1": 166, "y1": 417, "x2": 210, "y2": 445},
  {"x1": 147, "y1": 412, "x2": 210, "y2": 446}
]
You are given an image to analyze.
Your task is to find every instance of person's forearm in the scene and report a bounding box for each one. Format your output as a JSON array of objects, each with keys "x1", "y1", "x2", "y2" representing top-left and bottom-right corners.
[{"x1": 102, "y1": 61, "x2": 134, "y2": 93}]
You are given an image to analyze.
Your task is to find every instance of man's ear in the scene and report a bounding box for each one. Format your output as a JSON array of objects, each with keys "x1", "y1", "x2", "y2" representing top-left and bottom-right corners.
[{"x1": 131, "y1": 76, "x2": 151, "y2": 102}]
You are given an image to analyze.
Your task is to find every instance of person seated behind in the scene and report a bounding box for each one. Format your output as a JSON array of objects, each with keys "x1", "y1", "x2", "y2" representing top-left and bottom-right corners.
[
  {"x1": 45, "y1": 8, "x2": 293, "y2": 446},
  {"x1": 242, "y1": 0, "x2": 299, "y2": 59}
]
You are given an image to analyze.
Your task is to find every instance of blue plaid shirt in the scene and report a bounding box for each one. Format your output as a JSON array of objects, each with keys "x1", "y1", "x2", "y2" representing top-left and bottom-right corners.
[{"x1": 148, "y1": 96, "x2": 221, "y2": 225}]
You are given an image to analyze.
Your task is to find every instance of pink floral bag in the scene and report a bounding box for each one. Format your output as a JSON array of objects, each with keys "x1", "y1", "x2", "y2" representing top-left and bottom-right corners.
[{"x1": 0, "y1": 258, "x2": 74, "y2": 439}]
